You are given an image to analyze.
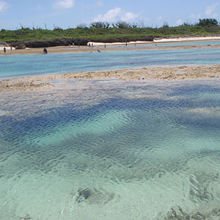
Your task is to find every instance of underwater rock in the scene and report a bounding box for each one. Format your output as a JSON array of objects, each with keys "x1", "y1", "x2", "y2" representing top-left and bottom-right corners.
[
  {"x1": 189, "y1": 174, "x2": 214, "y2": 203},
  {"x1": 191, "y1": 212, "x2": 206, "y2": 220},
  {"x1": 19, "y1": 214, "x2": 31, "y2": 220},
  {"x1": 75, "y1": 188, "x2": 115, "y2": 205},
  {"x1": 164, "y1": 207, "x2": 190, "y2": 220},
  {"x1": 161, "y1": 206, "x2": 220, "y2": 220},
  {"x1": 76, "y1": 188, "x2": 93, "y2": 203}
]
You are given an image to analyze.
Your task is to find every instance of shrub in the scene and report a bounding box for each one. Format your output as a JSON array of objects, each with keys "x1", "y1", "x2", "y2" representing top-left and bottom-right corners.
[{"x1": 197, "y1": 18, "x2": 218, "y2": 27}]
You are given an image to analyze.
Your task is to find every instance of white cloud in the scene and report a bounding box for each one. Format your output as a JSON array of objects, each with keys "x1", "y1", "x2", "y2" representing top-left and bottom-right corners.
[
  {"x1": 0, "y1": 1, "x2": 9, "y2": 13},
  {"x1": 94, "y1": 8, "x2": 121, "y2": 22},
  {"x1": 54, "y1": 0, "x2": 75, "y2": 9},
  {"x1": 205, "y1": 3, "x2": 218, "y2": 17},
  {"x1": 190, "y1": 13, "x2": 201, "y2": 20},
  {"x1": 176, "y1": 19, "x2": 183, "y2": 26},
  {"x1": 93, "y1": 8, "x2": 138, "y2": 23},
  {"x1": 122, "y1": 12, "x2": 138, "y2": 22}
]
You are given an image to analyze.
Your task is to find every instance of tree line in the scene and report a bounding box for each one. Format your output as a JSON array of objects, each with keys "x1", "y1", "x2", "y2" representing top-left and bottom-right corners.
[
  {"x1": 78, "y1": 18, "x2": 219, "y2": 29},
  {"x1": 0, "y1": 18, "x2": 220, "y2": 43},
  {"x1": 1, "y1": 18, "x2": 219, "y2": 33}
]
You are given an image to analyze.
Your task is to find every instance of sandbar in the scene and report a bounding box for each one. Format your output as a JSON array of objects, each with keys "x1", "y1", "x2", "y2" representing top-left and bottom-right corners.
[{"x1": 1, "y1": 64, "x2": 220, "y2": 92}]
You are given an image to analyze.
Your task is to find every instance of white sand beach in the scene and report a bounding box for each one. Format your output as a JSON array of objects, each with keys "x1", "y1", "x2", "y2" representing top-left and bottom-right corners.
[
  {"x1": 88, "y1": 36, "x2": 220, "y2": 47},
  {"x1": 154, "y1": 36, "x2": 220, "y2": 43},
  {"x1": 87, "y1": 41, "x2": 152, "y2": 46}
]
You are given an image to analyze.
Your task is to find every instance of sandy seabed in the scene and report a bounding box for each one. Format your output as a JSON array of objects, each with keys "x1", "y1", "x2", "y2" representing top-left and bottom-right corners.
[
  {"x1": 1, "y1": 54, "x2": 220, "y2": 219},
  {"x1": 0, "y1": 71, "x2": 220, "y2": 220}
]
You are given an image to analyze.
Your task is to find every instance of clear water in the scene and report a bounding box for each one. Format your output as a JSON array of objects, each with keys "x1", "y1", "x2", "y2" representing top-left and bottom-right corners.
[
  {"x1": 1, "y1": 47, "x2": 220, "y2": 78},
  {"x1": 96, "y1": 40, "x2": 220, "y2": 49},
  {"x1": 0, "y1": 79, "x2": 220, "y2": 219},
  {"x1": 128, "y1": 40, "x2": 220, "y2": 48}
]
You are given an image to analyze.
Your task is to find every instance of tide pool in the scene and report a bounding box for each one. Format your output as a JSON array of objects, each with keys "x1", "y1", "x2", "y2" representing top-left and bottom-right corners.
[
  {"x1": 1, "y1": 47, "x2": 220, "y2": 78},
  {"x1": 0, "y1": 79, "x2": 220, "y2": 219}
]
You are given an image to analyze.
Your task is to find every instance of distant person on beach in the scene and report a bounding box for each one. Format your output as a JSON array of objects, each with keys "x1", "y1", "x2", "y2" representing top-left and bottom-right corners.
[
  {"x1": 3, "y1": 47, "x2": 6, "y2": 53},
  {"x1": 43, "y1": 48, "x2": 48, "y2": 54}
]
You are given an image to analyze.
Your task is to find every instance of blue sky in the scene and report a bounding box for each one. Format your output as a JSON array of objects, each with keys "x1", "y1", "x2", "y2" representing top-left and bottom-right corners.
[{"x1": 0, "y1": 0, "x2": 219, "y2": 29}]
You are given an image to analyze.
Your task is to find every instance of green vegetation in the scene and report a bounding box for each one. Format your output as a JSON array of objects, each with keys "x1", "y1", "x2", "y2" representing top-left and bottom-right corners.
[
  {"x1": 197, "y1": 18, "x2": 218, "y2": 27},
  {"x1": 1, "y1": 18, "x2": 220, "y2": 43}
]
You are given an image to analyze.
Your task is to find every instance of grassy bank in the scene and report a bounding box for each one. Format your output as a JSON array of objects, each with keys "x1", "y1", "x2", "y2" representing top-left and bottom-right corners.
[
  {"x1": 1, "y1": 19, "x2": 220, "y2": 46},
  {"x1": 1, "y1": 25, "x2": 220, "y2": 42}
]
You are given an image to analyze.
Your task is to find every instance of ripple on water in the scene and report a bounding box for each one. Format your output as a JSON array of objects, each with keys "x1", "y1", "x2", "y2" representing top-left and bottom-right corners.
[{"x1": 0, "y1": 80, "x2": 220, "y2": 219}]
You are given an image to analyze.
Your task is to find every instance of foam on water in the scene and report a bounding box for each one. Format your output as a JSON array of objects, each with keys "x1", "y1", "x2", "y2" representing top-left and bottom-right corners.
[{"x1": 0, "y1": 79, "x2": 220, "y2": 219}]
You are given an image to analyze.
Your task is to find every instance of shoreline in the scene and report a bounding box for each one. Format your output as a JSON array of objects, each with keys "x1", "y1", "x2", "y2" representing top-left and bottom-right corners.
[
  {"x1": 153, "y1": 36, "x2": 220, "y2": 42},
  {"x1": 1, "y1": 44, "x2": 220, "y2": 56},
  {"x1": 89, "y1": 36, "x2": 220, "y2": 46},
  {"x1": 1, "y1": 64, "x2": 220, "y2": 92},
  {"x1": 1, "y1": 37, "x2": 220, "y2": 55}
]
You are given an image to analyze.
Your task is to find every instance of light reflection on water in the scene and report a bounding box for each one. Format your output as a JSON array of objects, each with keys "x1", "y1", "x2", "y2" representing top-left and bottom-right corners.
[{"x1": 0, "y1": 79, "x2": 220, "y2": 219}]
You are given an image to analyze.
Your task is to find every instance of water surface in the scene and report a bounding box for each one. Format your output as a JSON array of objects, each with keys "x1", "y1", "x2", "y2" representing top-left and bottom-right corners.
[
  {"x1": 0, "y1": 79, "x2": 220, "y2": 219},
  {"x1": 1, "y1": 47, "x2": 220, "y2": 78}
]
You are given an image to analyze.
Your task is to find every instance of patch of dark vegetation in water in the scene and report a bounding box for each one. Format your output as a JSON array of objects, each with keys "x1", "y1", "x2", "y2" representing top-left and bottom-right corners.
[
  {"x1": 19, "y1": 214, "x2": 32, "y2": 220},
  {"x1": 75, "y1": 188, "x2": 115, "y2": 205},
  {"x1": 158, "y1": 206, "x2": 220, "y2": 220}
]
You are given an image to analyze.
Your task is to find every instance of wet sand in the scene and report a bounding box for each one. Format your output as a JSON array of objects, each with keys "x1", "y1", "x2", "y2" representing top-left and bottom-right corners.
[{"x1": 1, "y1": 64, "x2": 220, "y2": 92}]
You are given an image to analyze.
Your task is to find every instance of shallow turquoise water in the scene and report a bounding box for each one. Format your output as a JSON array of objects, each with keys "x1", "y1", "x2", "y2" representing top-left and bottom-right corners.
[
  {"x1": 1, "y1": 47, "x2": 220, "y2": 78},
  {"x1": 113, "y1": 40, "x2": 220, "y2": 49},
  {"x1": 134, "y1": 40, "x2": 220, "y2": 47},
  {"x1": 0, "y1": 79, "x2": 220, "y2": 219}
]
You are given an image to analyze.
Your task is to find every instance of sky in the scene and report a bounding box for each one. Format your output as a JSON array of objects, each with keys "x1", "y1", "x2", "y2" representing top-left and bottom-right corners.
[{"x1": 0, "y1": 0, "x2": 219, "y2": 29}]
